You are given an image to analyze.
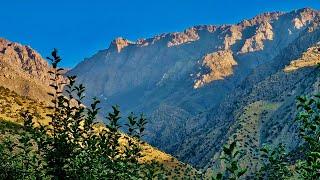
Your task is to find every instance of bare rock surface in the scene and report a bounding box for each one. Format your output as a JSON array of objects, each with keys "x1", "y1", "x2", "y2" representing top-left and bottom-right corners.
[
  {"x1": 0, "y1": 38, "x2": 51, "y2": 102},
  {"x1": 284, "y1": 44, "x2": 320, "y2": 72}
]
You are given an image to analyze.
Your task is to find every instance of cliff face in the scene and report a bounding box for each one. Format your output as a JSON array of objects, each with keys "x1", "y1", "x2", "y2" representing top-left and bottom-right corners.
[
  {"x1": 194, "y1": 50, "x2": 237, "y2": 89},
  {"x1": 0, "y1": 38, "x2": 51, "y2": 102},
  {"x1": 69, "y1": 8, "x2": 320, "y2": 169}
]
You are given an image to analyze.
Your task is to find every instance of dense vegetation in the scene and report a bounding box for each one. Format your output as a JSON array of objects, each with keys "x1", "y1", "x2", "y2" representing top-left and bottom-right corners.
[{"x1": 0, "y1": 49, "x2": 319, "y2": 179}]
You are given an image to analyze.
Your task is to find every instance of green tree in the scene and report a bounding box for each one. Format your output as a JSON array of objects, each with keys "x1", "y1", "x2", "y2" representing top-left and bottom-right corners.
[
  {"x1": 255, "y1": 144, "x2": 292, "y2": 180},
  {"x1": 213, "y1": 140, "x2": 247, "y2": 180},
  {"x1": 295, "y1": 92, "x2": 320, "y2": 179}
]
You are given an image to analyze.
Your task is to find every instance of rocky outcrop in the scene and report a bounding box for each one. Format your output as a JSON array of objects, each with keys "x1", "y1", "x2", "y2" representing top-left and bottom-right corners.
[
  {"x1": 0, "y1": 38, "x2": 49, "y2": 82},
  {"x1": 109, "y1": 37, "x2": 134, "y2": 53},
  {"x1": 223, "y1": 25, "x2": 242, "y2": 50},
  {"x1": 0, "y1": 38, "x2": 51, "y2": 102},
  {"x1": 292, "y1": 8, "x2": 317, "y2": 29},
  {"x1": 194, "y1": 50, "x2": 237, "y2": 89},
  {"x1": 168, "y1": 27, "x2": 200, "y2": 47},
  {"x1": 284, "y1": 44, "x2": 320, "y2": 72},
  {"x1": 239, "y1": 21, "x2": 274, "y2": 53}
]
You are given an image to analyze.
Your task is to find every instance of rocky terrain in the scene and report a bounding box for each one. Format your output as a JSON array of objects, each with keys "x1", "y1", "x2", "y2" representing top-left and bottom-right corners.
[
  {"x1": 68, "y1": 8, "x2": 320, "y2": 172},
  {"x1": 284, "y1": 44, "x2": 320, "y2": 72},
  {"x1": 0, "y1": 38, "x2": 51, "y2": 102}
]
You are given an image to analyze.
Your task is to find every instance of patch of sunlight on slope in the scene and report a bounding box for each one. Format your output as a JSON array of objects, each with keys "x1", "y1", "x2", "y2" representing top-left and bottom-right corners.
[
  {"x1": 209, "y1": 101, "x2": 281, "y2": 177},
  {"x1": 233, "y1": 101, "x2": 280, "y2": 173},
  {"x1": 0, "y1": 86, "x2": 198, "y2": 178},
  {"x1": 0, "y1": 86, "x2": 50, "y2": 124},
  {"x1": 90, "y1": 124, "x2": 199, "y2": 178},
  {"x1": 140, "y1": 143, "x2": 199, "y2": 177},
  {"x1": 284, "y1": 45, "x2": 320, "y2": 72}
]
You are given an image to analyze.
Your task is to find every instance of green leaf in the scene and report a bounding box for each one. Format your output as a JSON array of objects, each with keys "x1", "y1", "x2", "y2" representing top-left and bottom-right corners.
[
  {"x1": 216, "y1": 173, "x2": 223, "y2": 179},
  {"x1": 237, "y1": 168, "x2": 247, "y2": 177}
]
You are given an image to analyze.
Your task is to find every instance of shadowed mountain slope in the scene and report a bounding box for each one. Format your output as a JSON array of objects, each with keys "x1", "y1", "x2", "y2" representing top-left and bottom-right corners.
[{"x1": 69, "y1": 8, "x2": 320, "y2": 169}]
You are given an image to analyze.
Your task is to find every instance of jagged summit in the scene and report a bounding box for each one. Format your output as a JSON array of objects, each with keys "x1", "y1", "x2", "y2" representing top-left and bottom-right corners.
[
  {"x1": 73, "y1": 7, "x2": 320, "y2": 95},
  {"x1": 104, "y1": 8, "x2": 318, "y2": 54},
  {"x1": 0, "y1": 38, "x2": 49, "y2": 82},
  {"x1": 108, "y1": 37, "x2": 135, "y2": 53},
  {"x1": 295, "y1": 7, "x2": 316, "y2": 13},
  {"x1": 0, "y1": 38, "x2": 51, "y2": 101}
]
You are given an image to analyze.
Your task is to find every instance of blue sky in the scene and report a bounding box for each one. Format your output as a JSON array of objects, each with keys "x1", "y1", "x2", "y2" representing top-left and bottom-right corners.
[{"x1": 1, "y1": 0, "x2": 319, "y2": 67}]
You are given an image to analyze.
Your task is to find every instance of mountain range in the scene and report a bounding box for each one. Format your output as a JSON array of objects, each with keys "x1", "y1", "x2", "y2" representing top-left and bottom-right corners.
[{"x1": 1, "y1": 7, "x2": 320, "y2": 174}]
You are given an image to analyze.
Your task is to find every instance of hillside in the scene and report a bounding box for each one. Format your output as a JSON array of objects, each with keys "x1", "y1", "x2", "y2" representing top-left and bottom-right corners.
[
  {"x1": 0, "y1": 86, "x2": 48, "y2": 123},
  {"x1": 68, "y1": 7, "x2": 320, "y2": 171},
  {"x1": 0, "y1": 39, "x2": 194, "y2": 177},
  {"x1": 0, "y1": 84, "x2": 196, "y2": 177},
  {"x1": 0, "y1": 38, "x2": 51, "y2": 102}
]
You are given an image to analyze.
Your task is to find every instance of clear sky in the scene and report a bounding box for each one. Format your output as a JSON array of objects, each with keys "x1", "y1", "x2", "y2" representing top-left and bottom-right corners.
[{"x1": 1, "y1": 0, "x2": 319, "y2": 67}]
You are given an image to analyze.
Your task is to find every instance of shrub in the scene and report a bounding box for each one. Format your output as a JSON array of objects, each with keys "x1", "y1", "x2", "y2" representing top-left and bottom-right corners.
[{"x1": 295, "y1": 93, "x2": 320, "y2": 179}]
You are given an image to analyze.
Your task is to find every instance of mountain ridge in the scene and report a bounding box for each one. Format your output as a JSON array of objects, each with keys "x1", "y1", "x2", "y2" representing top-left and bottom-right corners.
[
  {"x1": 68, "y1": 7, "x2": 320, "y2": 171},
  {"x1": 100, "y1": 8, "x2": 314, "y2": 54}
]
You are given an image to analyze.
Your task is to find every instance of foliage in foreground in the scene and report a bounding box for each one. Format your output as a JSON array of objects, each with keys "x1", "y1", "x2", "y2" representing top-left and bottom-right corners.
[
  {"x1": 294, "y1": 91, "x2": 320, "y2": 179},
  {"x1": 213, "y1": 141, "x2": 247, "y2": 180}
]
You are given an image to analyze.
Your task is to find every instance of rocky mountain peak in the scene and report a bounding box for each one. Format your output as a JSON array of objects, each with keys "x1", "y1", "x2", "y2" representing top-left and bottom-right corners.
[
  {"x1": 292, "y1": 7, "x2": 319, "y2": 29},
  {"x1": 103, "y1": 8, "x2": 319, "y2": 54},
  {"x1": 295, "y1": 7, "x2": 317, "y2": 14},
  {"x1": 0, "y1": 38, "x2": 51, "y2": 101},
  {"x1": 109, "y1": 37, "x2": 134, "y2": 53},
  {"x1": 0, "y1": 38, "x2": 49, "y2": 82},
  {"x1": 243, "y1": 11, "x2": 283, "y2": 26},
  {"x1": 239, "y1": 21, "x2": 274, "y2": 54},
  {"x1": 78, "y1": 8, "x2": 320, "y2": 94},
  {"x1": 167, "y1": 27, "x2": 200, "y2": 47}
]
